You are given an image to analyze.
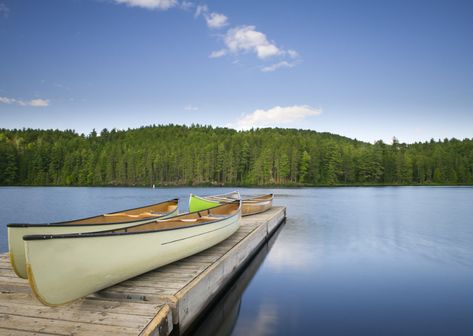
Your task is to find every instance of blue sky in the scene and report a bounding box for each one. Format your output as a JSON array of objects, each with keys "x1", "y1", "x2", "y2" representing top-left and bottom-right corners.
[{"x1": 0, "y1": 0, "x2": 472, "y2": 143}]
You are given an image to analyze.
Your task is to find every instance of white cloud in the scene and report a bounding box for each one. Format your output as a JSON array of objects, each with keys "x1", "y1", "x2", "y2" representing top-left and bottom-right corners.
[
  {"x1": 0, "y1": 3, "x2": 9, "y2": 18},
  {"x1": 222, "y1": 25, "x2": 281, "y2": 59},
  {"x1": 29, "y1": 99, "x2": 50, "y2": 107},
  {"x1": 179, "y1": 1, "x2": 194, "y2": 10},
  {"x1": 261, "y1": 61, "x2": 295, "y2": 72},
  {"x1": 194, "y1": 5, "x2": 228, "y2": 29},
  {"x1": 113, "y1": 0, "x2": 177, "y2": 10},
  {"x1": 194, "y1": 4, "x2": 208, "y2": 18},
  {"x1": 212, "y1": 26, "x2": 300, "y2": 63},
  {"x1": 205, "y1": 12, "x2": 228, "y2": 29},
  {"x1": 209, "y1": 49, "x2": 227, "y2": 58},
  {"x1": 236, "y1": 105, "x2": 321, "y2": 129},
  {"x1": 287, "y1": 49, "x2": 299, "y2": 59},
  {"x1": 184, "y1": 104, "x2": 198, "y2": 111},
  {"x1": 0, "y1": 97, "x2": 14, "y2": 105},
  {"x1": 0, "y1": 96, "x2": 50, "y2": 107}
]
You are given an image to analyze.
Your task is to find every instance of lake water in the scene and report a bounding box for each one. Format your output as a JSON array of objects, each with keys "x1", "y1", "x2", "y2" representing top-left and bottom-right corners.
[{"x1": 1, "y1": 186, "x2": 473, "y2": 335}]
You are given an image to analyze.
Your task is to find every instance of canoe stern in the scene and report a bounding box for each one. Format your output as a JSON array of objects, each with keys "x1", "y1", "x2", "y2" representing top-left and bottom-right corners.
[{"x1": 189, "y1": 194, "x2": 220, "y2": 212}]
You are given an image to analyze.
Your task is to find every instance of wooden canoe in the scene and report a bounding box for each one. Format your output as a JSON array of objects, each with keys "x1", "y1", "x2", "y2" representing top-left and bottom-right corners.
[
  {"x1": 23, "y1": 201, "x2": 241, "y2": 306},
  {"x1": 8, "y1": 199, "x2": 179, "y2": 279},
  {"x1": 189, "y1": 191, "x2": 273, "y2": 216}
]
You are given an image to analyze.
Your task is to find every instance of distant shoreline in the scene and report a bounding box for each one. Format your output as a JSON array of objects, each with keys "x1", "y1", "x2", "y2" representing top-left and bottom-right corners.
[
  {"x1": 2, "y1": 126, "x2": 472, "y2": 187},
  {"x1": 1, "y1": 183, "x2": 472, "y2": 188}
]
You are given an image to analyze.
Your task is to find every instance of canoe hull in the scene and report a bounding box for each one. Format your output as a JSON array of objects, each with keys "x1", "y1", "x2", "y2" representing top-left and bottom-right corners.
[
  {"x1": 241, "y1": 198, "x2": 273, "y2": 216},
  {"x1": 25, "y1": 211, "x2": 240, "y2": 306},
  {"x1": 9, "y1": 207, "x2": 178, "y2": 279},
  {"x1": 190, "y1": 193, "x2": 273, "y2": 216}
]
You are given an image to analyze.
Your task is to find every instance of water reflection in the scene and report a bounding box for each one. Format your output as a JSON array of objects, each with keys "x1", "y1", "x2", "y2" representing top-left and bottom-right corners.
[
  {"x1": 184, "y1": 220, "x2": 285, "y2": 336},
  {"x1": 231, "y1": 301, "x2": 278, "y2": 336},
  {"x1": 230, "y1": 187, "x2": 473, "y2": 336}
]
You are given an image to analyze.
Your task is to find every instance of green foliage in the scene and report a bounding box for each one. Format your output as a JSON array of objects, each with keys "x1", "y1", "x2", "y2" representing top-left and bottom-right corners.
[
  {"x1": 0, "y1": 126, "x2": 472, "y2": 186},
  {"x1": 298, "y1": 151, "x2": 311, "y2": 183}
]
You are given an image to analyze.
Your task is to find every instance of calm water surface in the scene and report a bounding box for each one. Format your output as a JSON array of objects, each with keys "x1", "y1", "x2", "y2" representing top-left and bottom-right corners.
[{"x1": 1, "y1": 186, "x2": 473, "y2": 335}]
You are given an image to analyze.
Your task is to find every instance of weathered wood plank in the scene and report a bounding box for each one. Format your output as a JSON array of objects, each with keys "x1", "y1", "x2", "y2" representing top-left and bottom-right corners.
[
  {"x1": 127, "y1": 273, "x2": 197, "y2": 283},
  {"x1": 1, "y1": 292, "x2": 162, "y2": 316},
  {"x1": 0, "y1": 303, "x2": 152, "y2": 329},
  {"x1": 0, "y1": 263, "x2": 12, "y2": 270},
  {"x1": 0, "y1": 314, "x2": 142, "y2": 336},
  {"x1": 139, "y1": 305, "x2": 173, "y2": 336},
  {"x1": 0, "y1": 282, "x2": 32, "y2": 294},
  {"x1": 0, "y1": 275, "x2": 29, "y2": 285},
  {"x1": 0, "y1": 270, "x2": 19, "y2": 278},
  {"x1": 0, "y1": 327, "x2": 58, "y2": 336},
  {"x1": 98, "y1": 285, "x2": 178, "y2": 296}
]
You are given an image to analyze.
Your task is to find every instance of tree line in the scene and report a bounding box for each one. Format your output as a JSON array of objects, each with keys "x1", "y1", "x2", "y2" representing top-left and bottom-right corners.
[{"x1": 0, "y1": 125, "x2": 472, "y2": 186}]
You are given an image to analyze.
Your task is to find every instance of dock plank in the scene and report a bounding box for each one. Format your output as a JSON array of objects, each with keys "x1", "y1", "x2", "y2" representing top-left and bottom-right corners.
[
  {"x1": 0, "y1": 328, "x2": 57, "y2": 336},
  {"x1": 0, "y1": 314, "x2": 142, "y2": 336}
]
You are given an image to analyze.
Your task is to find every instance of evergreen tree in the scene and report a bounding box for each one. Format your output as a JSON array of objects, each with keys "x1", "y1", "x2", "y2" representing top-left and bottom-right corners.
[{"x1": 0, "y1": 126, "x2": 471, "y2": 186}]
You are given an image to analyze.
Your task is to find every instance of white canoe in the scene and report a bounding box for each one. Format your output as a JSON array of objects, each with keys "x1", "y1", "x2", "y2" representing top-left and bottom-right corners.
[
  {"x1": 8, "y1": 199, "x2": 179, "y2": 279},
  {"x1": 189, "y1": 191, "x2": 273, "y2": 216},
  {"x1": 24, "y1": 200, "x2": 241, "y2": 306}
]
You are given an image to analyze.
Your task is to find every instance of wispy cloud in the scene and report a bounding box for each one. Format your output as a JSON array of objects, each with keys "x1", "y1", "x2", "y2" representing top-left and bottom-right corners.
[
  {"x1": 113, "y1": 0, "x2": 177, "y2": 10},
  {"x1": 179, "y1": 1, "x2": 194, "y2": 10},
  {"x1": 0, "y1": 96, "x2": 50, "y2": 107},
  {"x1": 210, "y1": 25, "x2": 300, "y2": 70},
  {"x1": 209, "y1": 49, "x2": 227, "y2": 58},
  {"x1": 0, "y1": 3, "x2": 9, "y2": 18},
  {"x1": 184, "y1": 104, "x2": 198, "y2": 111},
  {"x1": 261, "y1": 61, "x2": 296, "y2": 72},
  {"x1": 194, "y1": 4, "x2": 228, "y2": 28},
  {"x1": 205, "y1": 12, "x2": 228, "y2": 29},
  {"x1": 236, "y1": 105, "x2": 321, "y2": 129},
  {"x1": 219, "y1": 25, "x2": 281, "y2": 59},
  {"x1": 287, "y1": 49, "x2": 299, "y2": 59},
  {"x1": 194, "y1": 4, "x2": 207, "y2": 18},
  {"x1": 29, "y1": 99, "x2": 50, "y2": 107}
]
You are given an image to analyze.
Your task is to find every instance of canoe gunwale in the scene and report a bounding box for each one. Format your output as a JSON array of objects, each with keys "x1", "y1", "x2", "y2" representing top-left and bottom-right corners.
[
  {"x1": 192, "y1": 193, "x2": 273, "y2": 217},
  {"x1": 7, "y1": 198, "x2": 179, "y2": 228},
  {"x1": 199, "y1": 190, "x2": 240, "y2": 199},
  {"x1": 198, "y1": 193, "x2": 274, "y2": 205},
  {"x1": 23, "y1": 200, "x2": 241, "y2": 241},
  {"x1": 203, "y1": 192, "x2": 274, "y2": 203}
]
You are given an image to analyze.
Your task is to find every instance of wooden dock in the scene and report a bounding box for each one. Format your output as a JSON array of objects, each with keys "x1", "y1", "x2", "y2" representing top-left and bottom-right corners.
[{"x1": 0, "y1": 206, "x2": 286, "y2": 335}]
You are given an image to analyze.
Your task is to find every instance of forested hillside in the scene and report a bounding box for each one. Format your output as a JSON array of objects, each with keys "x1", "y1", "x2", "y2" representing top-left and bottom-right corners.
[{"x1": 0, "y1": 125, "x2": 472, "y2": 186}]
